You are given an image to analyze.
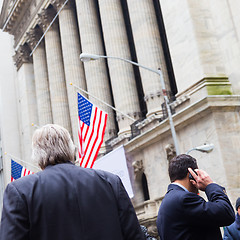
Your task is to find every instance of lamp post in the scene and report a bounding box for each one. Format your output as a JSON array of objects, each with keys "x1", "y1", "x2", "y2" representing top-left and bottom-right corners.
[
  {"x1": 186, "y1": 143, "x2": 214, "y2": 155},
  {"x1": 80, "y1": 53, "x2": 180, "y2": 155}
]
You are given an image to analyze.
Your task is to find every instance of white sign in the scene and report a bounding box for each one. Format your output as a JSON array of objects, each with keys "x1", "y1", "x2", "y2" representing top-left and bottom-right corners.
[{"x1": 93, "y1": 145, "x2": 134, "y2": 198}]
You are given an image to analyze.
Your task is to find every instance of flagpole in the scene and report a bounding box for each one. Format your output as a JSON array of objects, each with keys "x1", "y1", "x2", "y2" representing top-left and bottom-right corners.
[
  {"x1": 5, "y1": 153, "x2": 41, "y2": 171},
  {"x1": 70, "y1": 82, "x2": 136, "y2": 122}
]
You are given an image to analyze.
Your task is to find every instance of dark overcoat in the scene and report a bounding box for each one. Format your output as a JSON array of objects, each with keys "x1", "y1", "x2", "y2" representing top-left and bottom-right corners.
[{"x1": 0, "y1": 162, "x2": 144, "y2": 240}]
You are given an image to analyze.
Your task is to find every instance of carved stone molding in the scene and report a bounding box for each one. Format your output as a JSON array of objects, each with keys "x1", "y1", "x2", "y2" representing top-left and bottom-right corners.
[
  {"x1": 13, "y1": 44, "x2": 32, "y2": 70},
  {"x1": 38, "y1": 7, "x2": 57, "y2": 32},
  {"x1": 144, "y1": 91, "x2": 161, "y2": 102},
  {"x1": 116, "y1": 112, "x2": 142, "y2": 122},
  {"x1": 165, "y1": 143, "x2": 176, "y2": 161},
  {"x1": 108, "y1": 128, "x2": 117, "y2": 136},
  {"x1": 26, "y1": 27, "x2": 43, "y2": 51},
  {"x1": 132, "y1": 160, "x2": 144, "y2": 176},
  {"x1": 14, "y1": 5, "x2": 31, "y2": 44},
  {"x1": 52, "y1": 0, "x2": 75, "y2": 11}
]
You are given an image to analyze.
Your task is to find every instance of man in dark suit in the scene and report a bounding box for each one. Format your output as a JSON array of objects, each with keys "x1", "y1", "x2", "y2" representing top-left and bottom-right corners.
[
  {"x1": 157, "y1": 154, "x2": 235, "y2": 240},
  {"x1": 0, "y1": 124, "x2": 144, "y2": 240}
]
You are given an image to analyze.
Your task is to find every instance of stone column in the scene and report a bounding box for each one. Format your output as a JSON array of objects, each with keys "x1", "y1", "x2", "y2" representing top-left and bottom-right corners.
[
  {"x1": 13, "y1": 45, "x2": 38, "y2": 162},
  {"x1": 160, "y1": 0, "x2": 228, "y2": 96},
  {"x1": 187, "y1": 0, "x2": 225, "y2": 75},
  {"x1": 127, "y1": 0, "x2": 169, "y2": 116},
  {"x1": 38, "y1": 8, "x2": 72, "y2": 134},
  {"x1": 75, "y1": 0, "x2": 116, "y2": 140},
  {"x1": 97, "y1": 0, "x2": 141, "y2": 134},
  {"x1": 27, "y1": 27, "x2": 53, "y2": 126},
  {"x1": 53, "y1": 0, "x2": 87, "y2": 145}
]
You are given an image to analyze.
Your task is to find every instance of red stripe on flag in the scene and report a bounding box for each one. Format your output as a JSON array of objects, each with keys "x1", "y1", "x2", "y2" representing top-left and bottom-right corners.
[
  {"x1": 78, "y1": 116, "x2": 84, "y2": 158},
  {"x1": 90, "y1": 113, "x2": 107, "y2": 168},
  {"x1": 84, "y1": 110, "x2": 103, "y2": 168},
  {"x1": 77, "y1": 93, "x2": 108, "y2": 168},
  {"x1": 81, "y1": 107, "x2": 98, "y2": 167}
]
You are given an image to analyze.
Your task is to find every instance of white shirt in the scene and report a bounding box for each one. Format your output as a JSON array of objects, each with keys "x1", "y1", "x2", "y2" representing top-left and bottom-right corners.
[{"x1": 172, "y1": 182, "x2": 189, "y2": 192}]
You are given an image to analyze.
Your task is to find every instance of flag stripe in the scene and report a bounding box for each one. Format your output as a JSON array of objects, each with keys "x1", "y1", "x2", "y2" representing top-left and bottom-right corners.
[
  {"x1": 87, "y1": 110, "x2": 107, "y2": 168},
  {"x1": 84, "y1": 110, "x2": 103, "y2": 168},
  {"x1": 11, "y1": 159, "x2": 34, "y2": 182},
  {"x1": 77, "y1": 93, "x2": 107, "y2": 168},
  {"x1": 81, "y1": 107, "x2": 98, "y2": 167},
  {"x1": 90, "y1": 113, "x2": 107, "y2": 168}
]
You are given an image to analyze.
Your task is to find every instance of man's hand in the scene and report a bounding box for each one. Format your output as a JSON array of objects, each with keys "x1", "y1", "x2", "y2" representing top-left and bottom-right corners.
[{"x1": 188, "y1": 168, "x2": 213, "y2": 191}]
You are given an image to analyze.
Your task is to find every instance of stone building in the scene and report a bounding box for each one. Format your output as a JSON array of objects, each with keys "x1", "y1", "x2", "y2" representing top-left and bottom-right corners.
[{"x1": 1, "y1": 0, "x2": 240, "y2": 237}]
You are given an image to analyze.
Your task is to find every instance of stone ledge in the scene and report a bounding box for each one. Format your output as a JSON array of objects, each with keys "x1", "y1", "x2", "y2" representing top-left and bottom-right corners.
[
  {"x1": 135, "y1": 197, "x2": 163, "y2": 223},
  {"x1": 124, "y1": 95, "x2": 240, "y2": 154}
]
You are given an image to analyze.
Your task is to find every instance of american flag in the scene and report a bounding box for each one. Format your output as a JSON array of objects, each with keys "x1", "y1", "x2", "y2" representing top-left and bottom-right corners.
[
  {"x1": 78, "y1": 93, "x2": 108, "y2": 168},
  {"x1": 11, "y1": 159, "x2": 34, "y2": 182}
]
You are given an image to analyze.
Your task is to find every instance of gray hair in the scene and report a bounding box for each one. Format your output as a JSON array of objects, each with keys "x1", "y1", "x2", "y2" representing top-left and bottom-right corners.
[{"x1": 32, "y1": 124, "x2": 76, "y2": 169}]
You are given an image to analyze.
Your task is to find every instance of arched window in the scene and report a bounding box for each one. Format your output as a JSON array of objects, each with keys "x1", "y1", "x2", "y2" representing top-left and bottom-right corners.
[{"x1": 142, "y1": 173, "x2": 150, "y2": 201}]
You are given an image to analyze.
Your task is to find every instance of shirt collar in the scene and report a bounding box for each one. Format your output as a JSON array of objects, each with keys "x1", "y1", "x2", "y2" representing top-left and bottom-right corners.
[{"x1": 172, "y1": 182, "x2": 189, "y2": 192}]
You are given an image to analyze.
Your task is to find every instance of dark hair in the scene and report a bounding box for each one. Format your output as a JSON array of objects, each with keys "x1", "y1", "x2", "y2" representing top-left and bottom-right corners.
[{"x1": 168, "y1": 154, "x2": 198, "y2": 182}]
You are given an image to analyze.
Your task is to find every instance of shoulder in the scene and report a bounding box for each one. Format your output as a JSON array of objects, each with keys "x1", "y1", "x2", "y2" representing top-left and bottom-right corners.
[
  {"x1": 10, "y1": 171, "x2": 40, "y2": 188},
  {"x1": 94, "y1": 169, "x2": 120, "y2": 181},
  {"x1": 226, "y1": 220, "x2": 238, "y2": 231},
  {"x1": 92, "y1": 169, "x2": 122, "y2": 190},
  {"x1": 224, "y1": 221, "x2": 240, "y2": 238},
  {"x1": 164, "y1": 184, "x2": 205, "y2": 208},
  {"x1": 165, "y1": 184, "x2": 193, "y2": 200},
  {"x1": 161, "y1": 184, "x2": 191, "y2": 210}
]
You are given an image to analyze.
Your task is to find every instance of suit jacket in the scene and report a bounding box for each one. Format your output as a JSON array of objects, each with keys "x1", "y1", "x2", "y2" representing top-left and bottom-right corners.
[
  {"x1": 223, "y1": 213, "x2": 240, "y2": 240},
  {"x1": 156, "y1": 183, "x2": 235, "y2": 240},
  {"x1": 0, "y1": 162, "x2": 144, "y2": 240}
]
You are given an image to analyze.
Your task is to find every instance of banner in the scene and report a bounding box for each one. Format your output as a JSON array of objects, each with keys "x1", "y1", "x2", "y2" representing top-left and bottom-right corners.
[{"x1": 93, "y1": 145, "x2": 134, "y2": 198}]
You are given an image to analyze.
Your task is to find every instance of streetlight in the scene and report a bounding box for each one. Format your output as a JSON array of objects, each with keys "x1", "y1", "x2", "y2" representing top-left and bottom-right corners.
[
  {"x1": 186, "y1": 143, "x2": 214, "y2": 155},
  {"x1": 80, "y1": 53, "x2": 180, "y2": 155}
]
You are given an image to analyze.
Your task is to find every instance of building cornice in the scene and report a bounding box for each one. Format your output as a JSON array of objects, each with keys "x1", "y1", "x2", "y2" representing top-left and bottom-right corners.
[
  {"x1": 124, "y1": 95, "x2": 240, "y2": 154},
  {"x1": 0, "y1": 0, "x2": 29, "y2": 32},
  {"x1": 0, "y1": 0, "x2": 52, "y2": 48}
]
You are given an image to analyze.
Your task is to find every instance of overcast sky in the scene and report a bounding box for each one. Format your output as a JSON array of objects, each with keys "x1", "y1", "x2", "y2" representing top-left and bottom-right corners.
[
  {"x1": 0, "y1": 0, "x2": 16, "y2": 102},
  {"x1": 0, "y1": 0, "x2": 15, "y2": 64}
]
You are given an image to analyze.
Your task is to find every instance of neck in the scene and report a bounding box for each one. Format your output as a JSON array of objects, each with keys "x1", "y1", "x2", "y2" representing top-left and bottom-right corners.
[
  {"x1": 174, "y1": 178, "x2": 197, "y2": 193},
  {"x1": 174, "y1": 179, "x2": 189, "y2": 190}
]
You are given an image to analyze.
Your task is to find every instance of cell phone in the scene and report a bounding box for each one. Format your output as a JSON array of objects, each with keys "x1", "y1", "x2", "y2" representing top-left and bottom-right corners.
[{"x1": 189, "y1": 170, "x2": 198, "y2": 182}]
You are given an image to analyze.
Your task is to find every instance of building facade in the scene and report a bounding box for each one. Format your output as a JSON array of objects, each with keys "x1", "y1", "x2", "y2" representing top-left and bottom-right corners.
[{"x1": 1, "y1": 0, "x2": 240, "y2": 237}]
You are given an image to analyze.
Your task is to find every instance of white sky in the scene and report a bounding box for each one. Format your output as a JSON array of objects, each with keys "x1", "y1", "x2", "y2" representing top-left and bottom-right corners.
[
  {"x1": 0, "y1": 0, "x2": 16, "y2": 110},
  {"x1": 0, "y1": 0, "x2": 15, "y2": 78}
]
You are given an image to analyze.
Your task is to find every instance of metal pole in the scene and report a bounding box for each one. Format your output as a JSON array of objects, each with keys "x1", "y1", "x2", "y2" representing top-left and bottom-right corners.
[
  {"x1": 158, "y1": 69, "x2": 180, "y2": 155},
  {"x1": 186, "y1": 148, "x2": 196, "y2": 155},
  {"x1": 80, "y1": 53, "x2": 181, "y2": 154}
]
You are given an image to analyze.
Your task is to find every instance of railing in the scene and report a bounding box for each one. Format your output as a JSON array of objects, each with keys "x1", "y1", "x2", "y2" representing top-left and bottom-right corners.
[{"x1": 135, "y1": 197, "x2": 163, "y2": 224}]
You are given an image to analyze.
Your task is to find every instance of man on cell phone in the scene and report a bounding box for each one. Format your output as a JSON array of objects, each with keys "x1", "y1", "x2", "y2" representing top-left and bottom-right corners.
[{"x1": 156, "y1": 154, "x2": 235, "y2": 240}]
